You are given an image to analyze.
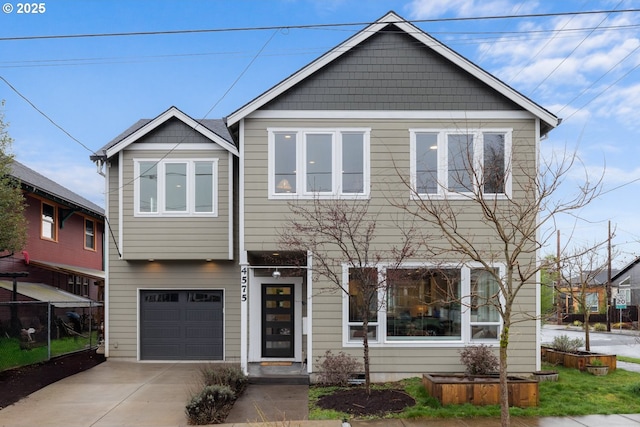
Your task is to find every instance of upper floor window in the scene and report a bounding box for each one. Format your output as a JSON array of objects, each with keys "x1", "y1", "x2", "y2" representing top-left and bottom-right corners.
[
  {"x1": 410, "y1": 129, "x2": 512, "y2": 198},
  {"x1": 84, "y1": 218, "x2": 96, "y2": 250},
  {"x1": 268, "y1": 128, "x2": 370, "y2": 199},
  {"x1": 134, "y1": 159, "x2": 218, "y2": 216},
  {"x1": 41, "y1": 202, "x2": 57, "y2": 241}
]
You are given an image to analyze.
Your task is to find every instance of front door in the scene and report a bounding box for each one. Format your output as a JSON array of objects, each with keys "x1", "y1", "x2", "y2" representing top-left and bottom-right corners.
[{"x1": 262, "y1": 284, "x2": 294, "y2": 358}]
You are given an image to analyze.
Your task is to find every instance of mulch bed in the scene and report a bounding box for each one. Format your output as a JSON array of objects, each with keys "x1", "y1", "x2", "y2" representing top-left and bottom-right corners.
[
  {"x1": 316, "y1": 387, "x2": 416, "y2": 417},
  {"x1": 0, "y1": 349, "x2": 105, "y2": 409}
]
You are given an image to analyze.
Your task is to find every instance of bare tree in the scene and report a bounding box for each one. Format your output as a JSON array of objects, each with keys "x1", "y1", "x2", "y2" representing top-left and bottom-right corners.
[
  {"x1": 394, "y1": 143, "x2": 602, "y2": 426},
  {"x1": 560, "y1": 242, "x2": 612, "y2": 351},
  {"x1": 279, "y1": 197, "x2": 418, "y2": 394}
]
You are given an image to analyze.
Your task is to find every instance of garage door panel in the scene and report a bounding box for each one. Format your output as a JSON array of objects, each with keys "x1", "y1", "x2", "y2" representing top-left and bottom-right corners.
[
  {"x1": 144, "y1": 344, "x2": 181, "y2": 359},
  {"x1": 186, "y1": 310, "x2": 219, "y2": 322},
  {"x1": 185, "y1": 344, "x2": 222, "y2": 359},
  {"x1": 144, "y1": 309, "x2": 181, "y2": 322},
  {"x1": 186, "y1": 326, "x2": 222, "y2": 339},
  {"x1": 140, "y1": 290, "x2": 223, "y2": 360},
  {"x1": 145, "y1": 326, "x2": 181, "y2": 338}
]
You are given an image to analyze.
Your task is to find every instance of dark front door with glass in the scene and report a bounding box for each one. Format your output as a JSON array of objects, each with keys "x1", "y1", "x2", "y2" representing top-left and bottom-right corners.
[{"x1": 262, "y1": 284, "x2": 294, "y2": 358}]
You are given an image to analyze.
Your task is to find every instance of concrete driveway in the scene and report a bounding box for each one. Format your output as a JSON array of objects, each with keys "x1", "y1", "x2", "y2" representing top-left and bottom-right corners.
[
  {"x1": 0, "y1": 359, "x2": 205, "y2": 427},
  {"x1": 0, "y1": 359, "x2": 327, "y2": 427}
]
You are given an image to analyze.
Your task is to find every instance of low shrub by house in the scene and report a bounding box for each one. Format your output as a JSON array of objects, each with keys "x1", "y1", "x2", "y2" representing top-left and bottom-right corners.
[
  {"x1": 315, "y1": 350, "x2": 362, "y2": 386},
  {"x1": 459, "y1": 344, "x2": 499, "y2": 375},
  {"x1": 185, "y1": 385, "x2": 235, "y2": 425},
  {"x1": 185, "y1": 364, "x2": 247, "y2": 425}
]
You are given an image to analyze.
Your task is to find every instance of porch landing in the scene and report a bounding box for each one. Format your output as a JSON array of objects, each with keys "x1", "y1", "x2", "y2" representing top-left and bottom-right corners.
[{"x1": 248, "y1": 362, "x2": 309, "y2": 385}]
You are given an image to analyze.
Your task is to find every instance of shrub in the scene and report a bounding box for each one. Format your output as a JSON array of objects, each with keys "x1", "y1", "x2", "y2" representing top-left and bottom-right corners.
[
  {"x1": 593, "y1": 323, "x2": 606, "y2": 332},
  {"x1": 613, "y1": 322, "x2": 632, "y2": 330},
  {"x1": 459, "y1": 344, "x2": 499, "y2": 375},
  {"x1": 314, "y1": 350, "x2": 362, "y2": 386},
  {"x1": 551, "y1": 334, "x2": 584, "y2": 353},
  {"x1": 200, "y1": 364, "x2": 247, "y2": 395},
  {"x1": 573, "y1": 320, "x2": 583, "y2": 328},
  {"x1": 185, "y1": 384, "x2": 235, "y2": 425}
]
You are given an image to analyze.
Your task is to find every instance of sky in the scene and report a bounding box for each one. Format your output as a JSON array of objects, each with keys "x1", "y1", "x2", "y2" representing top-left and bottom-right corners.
[{"x1": 1, "y1": 0, "x2": 640, "y2": 267}]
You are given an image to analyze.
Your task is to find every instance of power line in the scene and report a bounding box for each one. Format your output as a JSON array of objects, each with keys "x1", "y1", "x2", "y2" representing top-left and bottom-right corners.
[
  {"x1": 0, "y1": 75, "x2": 97, "y2": 156},
  {"x1": 529, "y1": 1, "x2": 624, "y2": 96},
  {"x1": 2, "y1": 23, "x2": 638, "y2": 70},
  {"x1": 0, "y1": 9, "x2": 639, "y2": 42}
]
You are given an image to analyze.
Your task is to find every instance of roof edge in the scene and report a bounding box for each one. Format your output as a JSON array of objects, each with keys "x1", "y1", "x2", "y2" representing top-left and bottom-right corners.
[
  {"x1": 104, "y1": 106, "x2": 239, "y2": 159},
  {"x1": 226, "y1": 11, "x2": 558, "y2": 133}
]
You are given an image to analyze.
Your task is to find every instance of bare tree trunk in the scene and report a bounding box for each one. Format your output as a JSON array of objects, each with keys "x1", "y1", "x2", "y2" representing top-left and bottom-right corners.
[
  {"x1": 584, "y1": 311, "x2": 591, "y2": 352},
  {"x1": 362, "y1": 317, "x2": 371, "y2": 395},
  {"x1": 499, "y1": 324, "x2": 510, "y2": 427}
]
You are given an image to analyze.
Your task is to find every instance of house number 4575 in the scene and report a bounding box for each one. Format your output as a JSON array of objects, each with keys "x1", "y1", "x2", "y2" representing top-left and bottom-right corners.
[{"x1": 241, "y1": 267, "x2": 248, "y2": 302}]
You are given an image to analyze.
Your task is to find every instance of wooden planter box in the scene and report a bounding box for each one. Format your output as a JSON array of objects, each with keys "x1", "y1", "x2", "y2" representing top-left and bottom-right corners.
[
  {"x1": 541, "y1": 347, "x2": 616, "y2": 371},
  {"x1": 422, "y1": 373, "x2": 539, "y2": 407}
]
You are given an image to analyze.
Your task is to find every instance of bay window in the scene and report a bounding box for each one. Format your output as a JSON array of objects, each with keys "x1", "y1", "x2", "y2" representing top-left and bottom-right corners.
[
  {"x1": 411, "y1": 129, "x2": 511, "y2": 197},
  {"x1": 269, "y1": 128, "x2": 370, "y2": 198},
  {"x1": 135, "y1": 159, "x2": 218, "y2": 216}
]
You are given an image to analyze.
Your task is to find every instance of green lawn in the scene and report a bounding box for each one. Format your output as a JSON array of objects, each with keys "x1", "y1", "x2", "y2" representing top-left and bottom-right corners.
[
  {"x1": 618, "y1": 355, "x2": 640, "y2": 364},
  {"x1": 0, "y1": 333, "x2": 98, "y2": 371},
  {"x1": 309, "y1": 364, "x2": 640, "y2": 420}
]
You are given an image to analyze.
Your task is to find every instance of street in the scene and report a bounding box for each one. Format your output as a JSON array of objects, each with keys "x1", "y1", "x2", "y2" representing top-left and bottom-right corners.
[{"x1": 542, "y1": 324, "x2": 640, "y2": 359}]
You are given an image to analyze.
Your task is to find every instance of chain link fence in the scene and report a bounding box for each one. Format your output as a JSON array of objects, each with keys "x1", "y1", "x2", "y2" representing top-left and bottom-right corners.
[{"x1": 0, "y1": 301, "x2": 102, "y2": 372}]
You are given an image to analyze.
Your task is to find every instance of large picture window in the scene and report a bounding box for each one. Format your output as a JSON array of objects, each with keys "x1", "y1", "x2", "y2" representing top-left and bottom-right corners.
[
  {"x1": 135, "y1": 159, "x2": 218, "y2": 216},
  {"x1": 343, "y1": 263, "x2": 503, "y2": 346},
  {"x1": 386, "y1": 268, "x2": 461, "y2": 340},
  {"x1": 411, "y1": 129, "x2": 511, "y2": 198},
  {"x1": 269, "y1": 128, "x2": 370, "y2": 198}
]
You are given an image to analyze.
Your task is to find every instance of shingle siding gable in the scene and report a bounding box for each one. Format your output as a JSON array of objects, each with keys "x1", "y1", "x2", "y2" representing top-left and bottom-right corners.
[
  {"x1": 263, "y1": 27, "x2": 522, "y2": 112},
  {"x1": 132, "y1": 118, "x2": 221, "y2": 145}
]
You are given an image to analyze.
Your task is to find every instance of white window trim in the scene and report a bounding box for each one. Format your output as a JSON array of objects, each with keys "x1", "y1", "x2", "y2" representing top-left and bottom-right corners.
[
  {"x1": 342, "y1": 262, "x2": 505, "y2": 348},
  {"x1": 268, "y1": 128, "x2": 370, "y2": 199},
  {"x1": 134, "y1": 158, "x2": 219, "y2": 217},
  {"x1": 342, "y1": 264, "x2": 381, "y2": 345},
  {"x1": 410, "y1": 128, "x2": 512, "y2": 200}
]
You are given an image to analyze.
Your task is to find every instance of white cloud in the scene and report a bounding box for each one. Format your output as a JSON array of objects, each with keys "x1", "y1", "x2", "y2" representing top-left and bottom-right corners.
[
  {"x1": 406, "y1": 0, "x2": 532, "y2": 19},
  {"x1": 479, "y1": 13, "x2": 640, "y2": 97},
  {"x1": 592, "y1": 82, "x2": 640, "y2": 130}
]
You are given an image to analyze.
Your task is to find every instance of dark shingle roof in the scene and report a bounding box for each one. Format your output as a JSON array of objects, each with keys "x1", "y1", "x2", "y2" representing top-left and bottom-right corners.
[
  {"x1": 10, "y1": 160, "x2": 104, "y2": 217},
  {"x1": 96, "y1": 116, "x2": 233, "y2": 155}
]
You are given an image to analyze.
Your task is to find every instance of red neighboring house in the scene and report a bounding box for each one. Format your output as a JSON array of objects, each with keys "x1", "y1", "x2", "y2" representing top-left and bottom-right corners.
[{"x1": 0, "y1": 160, "x2": 105, "y2": 304}]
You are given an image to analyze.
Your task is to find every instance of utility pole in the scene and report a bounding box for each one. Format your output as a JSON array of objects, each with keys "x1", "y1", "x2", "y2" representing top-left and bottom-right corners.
[
  {"x1": 556, "y1": 230, "x2": 562, "y2": 325},
  {"x1": 607, "y1": 220, "x2": 612, "y2": 332}
]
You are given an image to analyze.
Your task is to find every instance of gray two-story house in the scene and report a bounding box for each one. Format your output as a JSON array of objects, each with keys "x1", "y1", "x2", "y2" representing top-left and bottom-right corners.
[{"x1": 93, "y1": 12, "x2": 558, "y2": 380}]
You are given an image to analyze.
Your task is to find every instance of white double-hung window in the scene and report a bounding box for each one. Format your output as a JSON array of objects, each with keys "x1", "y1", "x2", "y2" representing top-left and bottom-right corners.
[
  {"x1": 269, "y1": 128, "x2": 370, "y2": 198},
  {"x1": 134, "y1": 159, "x2": 218, "y2": 216},
  {"x1": 410, "y1": 129, "x2": 512, "y2": 198}
]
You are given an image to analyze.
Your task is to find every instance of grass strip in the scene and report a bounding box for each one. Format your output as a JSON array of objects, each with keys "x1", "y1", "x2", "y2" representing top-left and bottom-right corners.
[{"x1": 309, "y1": 364, "x2": 640, "y2": 420}]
